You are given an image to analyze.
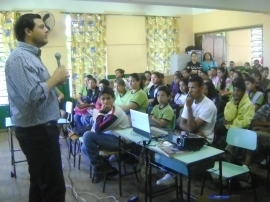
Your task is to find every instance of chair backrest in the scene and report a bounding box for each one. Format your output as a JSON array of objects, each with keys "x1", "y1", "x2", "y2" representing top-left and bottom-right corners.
[
  {"x1": 65, "y1": 101, "x2": 73, "y2": 122},
  {"x1": 226, "y1": 128, "x2": 257, "y2": 150}
]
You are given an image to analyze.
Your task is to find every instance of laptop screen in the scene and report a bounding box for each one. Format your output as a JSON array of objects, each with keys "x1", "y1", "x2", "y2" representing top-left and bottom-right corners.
[{"x1": 130, "y1": 109, "x2": 151, "y2": 139}]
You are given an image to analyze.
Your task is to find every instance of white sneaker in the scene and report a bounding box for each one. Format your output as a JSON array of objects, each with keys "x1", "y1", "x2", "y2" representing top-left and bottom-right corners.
[{"x1": 156, "y1": 174, "x2": 175, "y2": 185}]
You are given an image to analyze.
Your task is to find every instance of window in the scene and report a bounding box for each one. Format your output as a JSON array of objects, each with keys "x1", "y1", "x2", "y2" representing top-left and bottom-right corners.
[
  {"x1": 251, "y1": 27, "x2": 263, "y2": 65},
  {"x1": 0, "y1": 29, "x2": 9, "y2": 105}
]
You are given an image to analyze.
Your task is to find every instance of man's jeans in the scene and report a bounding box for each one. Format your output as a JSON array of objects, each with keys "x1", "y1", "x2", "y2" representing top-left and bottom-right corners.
[
  {"x1": 15, "y1": 124, "x2": 66, "y2": 202},
  {"x1": 82, "y1": 131, "x2": 121, "y2": 168}
]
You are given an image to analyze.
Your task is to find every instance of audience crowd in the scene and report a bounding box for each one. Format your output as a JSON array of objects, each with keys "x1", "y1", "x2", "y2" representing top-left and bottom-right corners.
[{"x1": 69, "y1": 53, "x2": 270, "y2": 184}]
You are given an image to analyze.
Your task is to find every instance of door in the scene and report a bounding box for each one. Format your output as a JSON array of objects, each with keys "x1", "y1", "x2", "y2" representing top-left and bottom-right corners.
[{"x1": 202, "y1": 35, "x2": 226, "y2": 66}]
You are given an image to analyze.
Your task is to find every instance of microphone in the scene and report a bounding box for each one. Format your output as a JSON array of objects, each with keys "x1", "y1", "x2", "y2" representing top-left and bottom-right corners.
[{"x1": 55, "y1": 53, "x2": 61, "y2": 67}]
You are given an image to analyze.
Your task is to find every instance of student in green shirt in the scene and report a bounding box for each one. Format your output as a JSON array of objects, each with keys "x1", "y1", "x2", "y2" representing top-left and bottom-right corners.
[
  {"x1": 245, "y1": 76, "x2": 264, "y2": 112},
  {"x1": 114, "y1": 78, "x2": 130, "y2": 107},
  {"x1": 150, "y1": 86, "x2": 175, "y2": 129},
  {"x1": 77, "y1": 74, "x2": 93, "y2": 104},
  {"x1": 120, "y1": 73, "x2": 148, "y2": 113}
]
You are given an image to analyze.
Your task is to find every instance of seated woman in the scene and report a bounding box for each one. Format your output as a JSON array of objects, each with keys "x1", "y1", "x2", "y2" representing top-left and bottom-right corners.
[
  {"x1": 74, "y1": 78, "x2": 100, "y2": 128},
  {"x1": 260, "y1": 67, "x2": 270, "y2": 91},
  {"x1": 216, "y1": 67, "x2": 232, "y2": 102},
  {"x1": 209, "y1": 67, "x2": 218, "y2": 87},
  {"x1": 114, "y1": 78, "x2": 130, "y2": 107},
  {"x1": 245, "y1": 77, "x2": 264, "y2": 112},
  {"x1": 115, "y1": 68, "x2": 130, "y2": 90},
  {"x1": 120, "y1": 73, "x2": 149, "y2": 114},
  {"x1": 171, "y1": 78, "x2": 189, "y2": 118},
  {"x1": 250, "y1": 69, "x2": 264, "y2": 93},
  {"x1": 81, "y1": 87, "x2": 130, "y2": 183},
  {"x1": 147, "y1": 72, "x2": 163, "y2": 113},
  {"x1": 203, "y1": 81, "x2": 225, "y2": 121},
  {"x1": 201, "y1": 52, "x2": 218, "y2": 73},
  {"x1": 170, "y1": 72, "x2": 181, "y2": 98},
  {"x1": 144, "y1": 71, "x2": 152, "y2": 89},
  {"x1": 149, "y1": 86, "x2": 175, "y2": 129}
]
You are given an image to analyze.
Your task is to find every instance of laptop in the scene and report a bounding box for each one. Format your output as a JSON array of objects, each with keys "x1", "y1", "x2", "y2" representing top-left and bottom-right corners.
[{"x1": 130, "y1": 109, "x2": 168, "y2": 139}]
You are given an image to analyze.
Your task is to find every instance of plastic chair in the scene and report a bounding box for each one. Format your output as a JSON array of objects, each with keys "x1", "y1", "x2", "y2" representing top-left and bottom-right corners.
[
  {"x1": 201, "y1": 128, "x2": 257, "y2": 202},
  {"x1": 58, "y1": 101, "x2": 73, "y2": 133}
]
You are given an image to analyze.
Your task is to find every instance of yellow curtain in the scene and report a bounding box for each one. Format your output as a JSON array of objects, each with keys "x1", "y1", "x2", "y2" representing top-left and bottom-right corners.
[
  {"x1": 146, "y1": 16, "x2": 179, "y2": 74},
  {"x1": 69, "y1": 14, "x2": 106, "y2": 97},
  {"x1": 0, "y1": 12, "x2": 20, "y2": 54}
]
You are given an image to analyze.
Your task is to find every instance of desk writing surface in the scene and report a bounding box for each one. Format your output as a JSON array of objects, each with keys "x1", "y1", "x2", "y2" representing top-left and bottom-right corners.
[{"x1": 114, "y1": 128, "x2": 224, "y2": 165}]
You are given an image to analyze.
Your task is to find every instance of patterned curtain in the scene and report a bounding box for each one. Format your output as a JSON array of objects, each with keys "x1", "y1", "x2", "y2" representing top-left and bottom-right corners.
[
  {"x1": 70, "y1": 14, "x2": 106, "y2": 97},
  {"x1": 0, "y1": 12, "x2": 20, "y2": 105},
  {"x1": 0, "y1": 12, "x2": 20, "y2": 57},
  {"x1": 146, "y1": 16, "x2": 179, "y2": 74}
]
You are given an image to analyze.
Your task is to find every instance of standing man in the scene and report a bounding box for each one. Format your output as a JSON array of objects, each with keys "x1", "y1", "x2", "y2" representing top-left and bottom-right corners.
[{"x1": 5, "y1": 14, "x2": 69, "y2": 202}]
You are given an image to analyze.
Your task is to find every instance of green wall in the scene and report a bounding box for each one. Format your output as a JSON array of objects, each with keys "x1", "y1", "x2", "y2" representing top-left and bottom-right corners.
[{"x1": 0, "y1": 82, "x2": 71, "y2": 129}]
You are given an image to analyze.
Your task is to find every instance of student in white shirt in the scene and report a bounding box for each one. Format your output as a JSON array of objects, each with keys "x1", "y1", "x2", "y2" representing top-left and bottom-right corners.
[{"x1": 156, "y1": 76, "x2": 217, "y2": 186}]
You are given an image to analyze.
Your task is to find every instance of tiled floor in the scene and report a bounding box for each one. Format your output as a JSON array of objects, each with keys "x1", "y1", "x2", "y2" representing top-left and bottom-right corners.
[{"x1": 0, "y1": 130, "x2": 269, "y2": 202}]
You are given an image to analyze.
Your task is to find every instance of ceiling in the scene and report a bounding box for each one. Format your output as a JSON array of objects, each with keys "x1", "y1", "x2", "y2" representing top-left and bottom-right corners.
[{"x1": 1, "y1": 0, "x2": 269, "y2": 16}]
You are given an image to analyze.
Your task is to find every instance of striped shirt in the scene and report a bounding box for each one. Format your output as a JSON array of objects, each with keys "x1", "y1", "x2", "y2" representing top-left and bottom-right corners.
[{"x1": 5, "y1": 42, "x2": 60, "y2": 127}]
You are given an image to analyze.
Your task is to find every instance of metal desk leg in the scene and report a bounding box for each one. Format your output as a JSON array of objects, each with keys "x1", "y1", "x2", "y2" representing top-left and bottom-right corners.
[
  {"x1": 187, "y1": 174, "x2": 191, "y2": 202},
  {"x1": 9, "y1": 128, "x2": 16, "y2": 178},
  {"x1": 219, "y1": 158, "x2": 223, "y2": 195},
  {"x1": 144, "y1": 146, "x2": 149, "y2": 202},
  {"x1": 149, "y1": 158, "x2": 152, "y2": 202}
]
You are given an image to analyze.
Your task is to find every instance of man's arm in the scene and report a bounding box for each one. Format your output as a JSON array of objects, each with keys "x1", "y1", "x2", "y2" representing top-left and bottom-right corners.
[
  {"x1": 180, "y1": 108, "x2": 206, "y2": 133},
  {"x1": 6, "y1": 57, "x2": 68, "y2": 104}
]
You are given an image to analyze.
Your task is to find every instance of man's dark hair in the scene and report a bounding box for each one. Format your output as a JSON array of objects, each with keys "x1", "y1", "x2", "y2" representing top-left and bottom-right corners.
[
  {"x1": 99, "y1": 79, "x2": 110, "y2": 87},
  {"x1": 14, "y1": 13, "x2": 42, "y2": 42},
  {"x1": 85, "y1": 74, "x2": 93, "y2": 80},
  {"x1": 100, "y1": 86, "x2": 115, "y2": 99},
  {"x1": 189, "y1": 76, "x2": 203, "y2": 87},
  {"x1": 233, "y1": 78, "x2": 246, "y2": 92},
  {"x1": 89, "y1": 77, "x2": 97, "y2": 84},
  {"x1": 157, "y1": 86, "x2": 171, "y2": 96},
  {"x1": 182, "y1": 68, "x2": 191, "y2": 73}
]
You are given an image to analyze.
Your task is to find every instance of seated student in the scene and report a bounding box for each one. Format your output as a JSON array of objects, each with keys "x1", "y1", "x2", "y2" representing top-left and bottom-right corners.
[
  {"x1": 216, "y1": 67, "x2": 232, "y2": 102},
  {"x1": 214, "y1": 78, "x2": 255, "y2": 150},
  {"x1": 156, "y1": 76, "x2": 217, "y2": 186},
  {"x1": 115, "y1": 68, "x2": 130, "y2": 90},
  {"x1": 180, "y1": 76, "x2": 217, "y2": 143},
  {"x1": 120, "y1": 73, "x2": 148, "y2": 113},
  {"x1": 244, "y1": 62, "x2": 252, "y2": 74},
  {"x1": 186, "y1": 52, "x2": 202, "y2": 75},
  {"x1": 76, "y1": 74, "x2": 93, "y2": 104},
  {"x1": 245, "y1": 77, "x2": 264, "y2": 112},
  {"x1": 181, "y1": 68, "x2": 191, "y2": 79},
  {"x1": 149, "y1": 86, "x2": 175, "y2": 129},
  {"x1": 240, "y1": 89, "x2": 270, "y2": 168},
  {"x1": 81, "y1": 87, "x2": 130, "y2": 183},
  {"x1": 250, "y1": 69, "x2": 264, "y2": 92},
  {"x1": 201, "y1": 52, "x2": 218, "y2": 73},
  {"x1": 144, "y1": 71, "x2": 152, "y2": 88},
  {"x1": 171, "y1": 78, "x2": 189, "y2": 118},
  {"x1": 203, "y1": 81, "x2": 225, "y2": 120},
  {"x1": 260, "y1": 67, "x2": 270, "y2": 91},
  {"x1": 209, "y1": 67, "x2": 218, "y2": 87},
  {"x1": 200, "y1": 70, "x2": 209, "y2": 82},
  {"x1": 171, "y1": 72, "x2": 181, "y2": 98},
  {"x1": 147, "y1": 72, "x2": 163, "y2": 113},
  {"x1": 74, "y1": 78, "x2": 100, "y2": 128},
  {"x1": 114, "y1": 78, "x2": 129, "y2": 106}
]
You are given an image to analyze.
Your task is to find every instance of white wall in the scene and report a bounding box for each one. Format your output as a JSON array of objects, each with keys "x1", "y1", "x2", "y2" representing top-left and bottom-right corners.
[{"x1": 226, "y1": 29, "x2": 251, "y2": 66}]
